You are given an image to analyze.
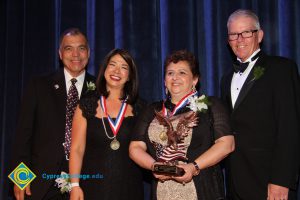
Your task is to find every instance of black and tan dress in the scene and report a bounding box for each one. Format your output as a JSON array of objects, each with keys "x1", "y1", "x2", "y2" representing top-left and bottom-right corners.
[{"x1": 132, "y1": 97, "x2": 232, "y2": 200}]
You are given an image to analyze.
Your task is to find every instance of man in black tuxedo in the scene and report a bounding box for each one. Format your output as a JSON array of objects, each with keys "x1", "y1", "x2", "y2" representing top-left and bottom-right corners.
[
  {"x1": 221, "y1": 9, "x2": 300, "y2": 200},
  {"x1": 11, "y1": 28, "x2": 95, "y2": 200}
]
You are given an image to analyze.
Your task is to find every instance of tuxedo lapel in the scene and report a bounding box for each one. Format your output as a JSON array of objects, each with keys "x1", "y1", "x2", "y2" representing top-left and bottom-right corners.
[
  {"x1": 224, "y1": 72, "x2": 234, "y2": 112},
  {"x1": 233, "y1": 69, "x2": 255, "y2": 110},
  {"x1": 233, "y1": 55, "x2": 267, "y2": 111}
]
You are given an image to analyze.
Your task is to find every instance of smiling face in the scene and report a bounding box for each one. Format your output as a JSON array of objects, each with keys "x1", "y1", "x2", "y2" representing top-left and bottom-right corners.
[
  {"x1": 104, "y1": 54, "x2": 130, "y2": 91},
  {"x1": 165, "y1": 61, "x2": 198, "y2": 103},
  {"x1": 228, "y1": 16, "x2": 263, "y2": 62},
  {"x1": 59, "y1": 34, "x2": 90, "y2": 77}
]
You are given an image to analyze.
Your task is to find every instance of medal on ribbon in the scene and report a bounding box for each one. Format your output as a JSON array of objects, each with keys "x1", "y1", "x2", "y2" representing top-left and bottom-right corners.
[
  {"x1": 100, "y1": 96, "x2": 128, "y2": 150},
  {"x1": 162, "y1": 91, "x2": 197, "y2": 117},
  {"x1": 159, "y1": 91, "x2": 197, "y2": 141}
]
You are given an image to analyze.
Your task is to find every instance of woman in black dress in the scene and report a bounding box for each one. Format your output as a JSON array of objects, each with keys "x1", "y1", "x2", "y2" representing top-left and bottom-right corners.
[
  {"x1": 129, "y1": 50, "x2": 235, "y2": 200},
  {"x1": 69, "y1": 49, "x2": 144, "y2": 200}
]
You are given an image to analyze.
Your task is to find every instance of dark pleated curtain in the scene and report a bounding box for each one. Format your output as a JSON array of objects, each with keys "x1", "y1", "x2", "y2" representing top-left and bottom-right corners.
[{"x1": 1, "y1": 0, "x2": 300, "y2": 199}]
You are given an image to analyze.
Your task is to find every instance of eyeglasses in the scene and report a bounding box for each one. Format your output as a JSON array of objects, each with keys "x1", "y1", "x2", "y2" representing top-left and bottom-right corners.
[{"x1": 228, "y1": 30, "x2": 258, "y2": 41}]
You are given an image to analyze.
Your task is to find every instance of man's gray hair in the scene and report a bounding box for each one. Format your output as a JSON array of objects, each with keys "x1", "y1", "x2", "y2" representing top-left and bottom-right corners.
[{"x1": 227, "y1": 9, "x2": 261, "y2": 30}]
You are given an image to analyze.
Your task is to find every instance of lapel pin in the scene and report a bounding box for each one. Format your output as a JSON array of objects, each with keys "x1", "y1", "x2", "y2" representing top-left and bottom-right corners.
[{"x1": 54, "y1": 84, "x2": 59, "y2": 89}]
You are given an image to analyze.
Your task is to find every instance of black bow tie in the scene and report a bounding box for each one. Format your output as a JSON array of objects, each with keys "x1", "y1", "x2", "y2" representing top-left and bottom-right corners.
[
  {"x1": 233, "y1": 51, "x2": 261, "y2": 73},
  {"x1": 233, "y1": 60, "x2": 249, "y2": 73}
]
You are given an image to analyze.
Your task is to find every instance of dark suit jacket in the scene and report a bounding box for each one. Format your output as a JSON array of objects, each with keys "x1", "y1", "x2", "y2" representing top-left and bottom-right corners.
[
  {"x1": 11, "y1": 69, "x2": 95, "y2": 200},
  {"x1": 221, "y1": 52, "x2": 300, "y2": 200}
]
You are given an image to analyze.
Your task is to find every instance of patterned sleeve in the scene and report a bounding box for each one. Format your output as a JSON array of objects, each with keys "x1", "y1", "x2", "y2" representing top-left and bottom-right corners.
[
  {"x1": 132, "y1": 98, "x2": 148, "y2": 116},
  {"x1": 209, "y1": 97, "x2": 232, "y2": 139}
]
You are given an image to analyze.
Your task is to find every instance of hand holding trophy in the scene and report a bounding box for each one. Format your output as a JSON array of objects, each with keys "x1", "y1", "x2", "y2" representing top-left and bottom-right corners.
[{"x1": 152, "y1": 111, "x2": 198, "y2": 177}]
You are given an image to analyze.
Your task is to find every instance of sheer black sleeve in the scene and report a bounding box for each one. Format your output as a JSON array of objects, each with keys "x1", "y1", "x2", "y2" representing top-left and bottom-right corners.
[
  {"x1": 132, "y1": 98, "x2": 147, "y2": 116},
  {"x1": 209, "y1": 96, "x2": 232, "y2": 140},
  {"x1": 79, "y1": 91, "x2": 99, "y2": 119},
  {"x1": 131, "y1": 102, "x2": 161, "y2": 142}
]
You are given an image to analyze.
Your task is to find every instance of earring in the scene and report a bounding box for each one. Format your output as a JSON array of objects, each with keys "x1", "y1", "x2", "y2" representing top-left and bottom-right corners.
[
  {"x1": 192, "y1": 85, "x2": 196, "y2": 92},
  {"x1": 165, "y1": 87, "x2": 169, "y2": 96}
]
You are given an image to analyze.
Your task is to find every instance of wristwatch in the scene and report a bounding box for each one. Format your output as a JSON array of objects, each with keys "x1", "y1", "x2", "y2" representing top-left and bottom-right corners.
[{"x1": 192, "y1": 161, "x2": 200, "y2": 176}]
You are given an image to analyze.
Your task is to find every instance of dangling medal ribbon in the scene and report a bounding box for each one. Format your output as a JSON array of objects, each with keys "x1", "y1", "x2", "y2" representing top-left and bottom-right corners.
[
  {"x1": 162, "y1": 91, "x2": 197, "y2": 117},
  {"x1": 158, "y1": 91, "x2": 197, "y2": 141},
  {"x1": 100, "y1": 96, "x2": 128, "y2": 150}
]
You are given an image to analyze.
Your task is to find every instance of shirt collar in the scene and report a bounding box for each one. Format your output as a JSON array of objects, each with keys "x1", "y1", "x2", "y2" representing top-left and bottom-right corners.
[
  {"x1": 64, "y1": 68, "x2": 86, "y2": 85},
  {"x1": 237, "y1": 48, "x2": 261, "y2": 63}
]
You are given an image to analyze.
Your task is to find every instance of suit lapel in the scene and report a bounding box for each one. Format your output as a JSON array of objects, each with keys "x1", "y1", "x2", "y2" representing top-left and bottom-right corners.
[
  {"x1": 81, "y1": 72, "x2": 96, "y2": 98},
  {"x1": 50, "y1": 70, "x2": 95, "y2": 116},
  {"x1": 233, "y1": 54, "x2": 267, "y2": 111},
  {"x1": 51, "y1": 69, "x2": 67, "y2": 117}
]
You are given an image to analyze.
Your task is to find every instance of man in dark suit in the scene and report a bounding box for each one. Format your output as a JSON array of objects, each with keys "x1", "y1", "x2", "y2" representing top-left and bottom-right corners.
[
  {"x1": 11, "y1": 28, "x2": 95, "y2": 200},
  {"x1": 221, "y1": 9, "x2": 300, "y2": 200}
]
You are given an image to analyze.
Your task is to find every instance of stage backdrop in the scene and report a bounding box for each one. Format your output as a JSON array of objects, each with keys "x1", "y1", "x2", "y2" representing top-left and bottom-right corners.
[{"x1": 1, "y1": 0, "x2": 300, "y2": 199}]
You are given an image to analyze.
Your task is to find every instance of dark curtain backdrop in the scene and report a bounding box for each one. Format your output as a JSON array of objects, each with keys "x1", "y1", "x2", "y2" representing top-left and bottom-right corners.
[{"x1": 1, "y1": 0, "x2": 300, "y2": 199}]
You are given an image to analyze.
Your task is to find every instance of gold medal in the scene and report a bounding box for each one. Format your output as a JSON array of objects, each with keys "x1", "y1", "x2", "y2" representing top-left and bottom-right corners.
[
  {"x1": 110, "y1": 138, "x2": 120, "y2": 150},
  {"x1": 100, "y1": 96, "x2": 127, "y2": 151},
  {"x1": 159, "y1": 131, "x2": 167, "y2": 141}
]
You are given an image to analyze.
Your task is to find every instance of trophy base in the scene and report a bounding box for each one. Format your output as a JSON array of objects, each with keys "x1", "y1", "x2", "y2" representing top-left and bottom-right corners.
[{"x1": 153, "y1": 164, "x2": 185, "y2": 176}]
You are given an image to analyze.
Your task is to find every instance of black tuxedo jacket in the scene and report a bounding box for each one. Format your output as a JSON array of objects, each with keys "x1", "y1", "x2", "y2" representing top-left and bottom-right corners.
[
  {"x1": 11, "y1": 69, "x2": 95, "y2": 199},
  {"x1": 221, "y1": 52, "x2": 300, "y2": 199}
]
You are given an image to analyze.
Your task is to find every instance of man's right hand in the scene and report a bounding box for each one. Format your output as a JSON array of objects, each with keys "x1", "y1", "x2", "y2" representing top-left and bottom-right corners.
[{"x1": 14, "y1": 184, "x2": 31, "y2": 200}]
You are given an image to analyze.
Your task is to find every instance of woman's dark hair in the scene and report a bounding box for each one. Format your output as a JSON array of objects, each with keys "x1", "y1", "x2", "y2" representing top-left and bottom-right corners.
[
  {"x1": 96, "y1": 48, "x2": 138, "y2": 105},
  {"x1": 164, "y1": 49, "x2": 201, "y2": 91}
]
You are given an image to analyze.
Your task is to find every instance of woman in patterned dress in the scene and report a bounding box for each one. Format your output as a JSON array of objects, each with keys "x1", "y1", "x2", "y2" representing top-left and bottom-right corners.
[{"x1": 129, "y1": 50, "x2": 235, "y2": 200}]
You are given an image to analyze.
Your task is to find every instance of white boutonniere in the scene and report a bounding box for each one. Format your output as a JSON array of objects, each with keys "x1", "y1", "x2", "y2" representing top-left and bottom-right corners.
[
  {"x1": 187, "y1": 95, "x2": 210, "y2": 113},
  {"x1": 55, "y1": 171, "x2": 71, "y2": 193},
  {"x1": 86, "y1": 81, "x2": 96, "y2": 91}
]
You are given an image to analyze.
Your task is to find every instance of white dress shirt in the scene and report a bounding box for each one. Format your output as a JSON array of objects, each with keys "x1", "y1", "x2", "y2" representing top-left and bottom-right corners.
[
  {"x1": 231, "y1": 49, "x2": 260, "y2": 108},
  {"x1": 64, "y1": 68, "x2": 86, "y2": 98}
]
